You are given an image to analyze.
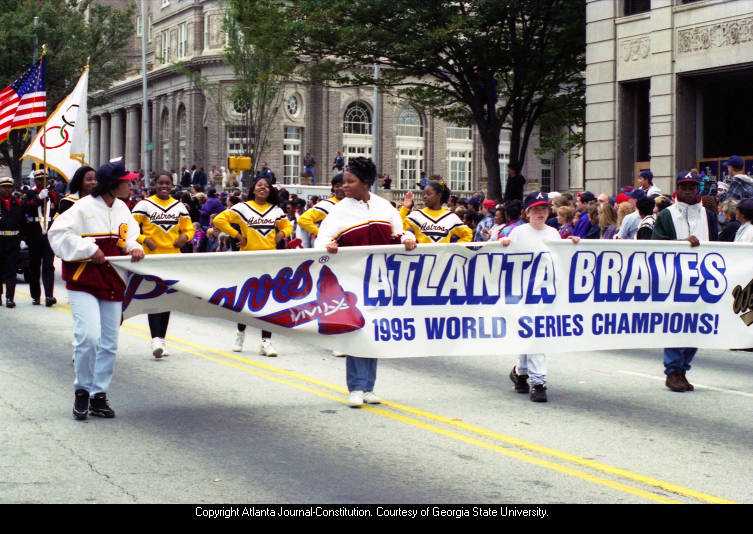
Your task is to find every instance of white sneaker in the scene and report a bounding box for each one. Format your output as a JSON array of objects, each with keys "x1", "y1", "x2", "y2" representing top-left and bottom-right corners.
[
  {"x1": 151, "y1": 337, "x2": 164, "y2": 358},
  {"x1": 348, "y1": 390, "x2": 364, "y2": 407},
  {"x1": 332, "y1": 350, "x2": 345, "y2": 357},
  {"x1": 260, "y1": 338, "x2": 277, "y2": 357},
  {"x1": 160, "y1": 338, "x2": 169, "y2": 357},
  {"x1": 363, "y1": 391, "x2": 381, "y2": 404},
  {"x1": 232, "y1": 330, "x2": 245, "y2": 352}
]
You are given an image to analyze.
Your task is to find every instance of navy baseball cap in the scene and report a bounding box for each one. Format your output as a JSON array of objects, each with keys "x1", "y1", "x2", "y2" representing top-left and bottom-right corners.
[
  {"x1": 524, "y1": 191, "x2": 551, "y2": 210},
  {"x1": 96, "y1": 158, "x2": 139, "y2": 186},
  {"x1": 578, "y1": 191, "x2": 596, "y2": 203},
  {"x1": 639, "y1": 170, "x2": 653, "y2": 181},
  {"x1": 629, "y1": 188, "x2": 646, "y2": 199},
  {"x1": 724, "y1": 155, "x2": 744, "y2": 170},
  {"x1": 676, "y1": 170, "x2": 701, "y2": 186}
]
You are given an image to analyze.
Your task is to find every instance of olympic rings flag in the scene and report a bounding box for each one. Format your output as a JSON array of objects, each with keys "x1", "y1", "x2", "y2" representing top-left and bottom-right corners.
[
  {"x1": 108, "y1": 241, "x2": 753, "y2": 358},
  {"x1": 22, "y1": 67, "x2": 89, "y2": 181}
]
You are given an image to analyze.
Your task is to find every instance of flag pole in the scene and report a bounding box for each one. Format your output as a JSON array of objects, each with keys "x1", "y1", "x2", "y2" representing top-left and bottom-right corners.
[{"x1": 39, "y1": 45, "x2": 50, "y2": 232}]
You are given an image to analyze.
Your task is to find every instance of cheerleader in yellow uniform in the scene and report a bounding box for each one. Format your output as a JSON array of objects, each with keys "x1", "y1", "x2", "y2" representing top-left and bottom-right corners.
[
  {"x1": 297, "y1": 173, "x2": 345, "y2": 242},
  {"x1": 400, "y1": 182, "x2": 473, "y2": 243},
  {"x1": 213, "y1": 176, "x2": 293, "y2": 355},
  {"x1": 132, "y1": 172, "x2": 195, "y2": 358}
]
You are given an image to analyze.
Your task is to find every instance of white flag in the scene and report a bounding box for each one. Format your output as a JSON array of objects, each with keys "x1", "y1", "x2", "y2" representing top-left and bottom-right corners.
[{"x1": 21, "y1": 66, "x2": 89, "y2": 181}]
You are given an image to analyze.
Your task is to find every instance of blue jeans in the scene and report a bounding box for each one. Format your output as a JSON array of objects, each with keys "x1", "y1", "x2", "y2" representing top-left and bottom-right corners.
[
  {"x1": 346, "y1": 356, "x2": 377, "y2": 392},
  {"x1": 305, "y1": 167, "x2": 315, "y2": 184},
  {"x1": 663, "y1": 347, "x2": 697, "y2": 375},
  {"x1": 69, "y1": 290, "x2": 122, "y2": 394}
]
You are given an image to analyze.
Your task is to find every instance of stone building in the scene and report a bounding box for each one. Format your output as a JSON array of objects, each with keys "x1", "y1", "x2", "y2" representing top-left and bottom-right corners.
[
  {"x1": 586, "y1": 0, "x2": 753, "y2": 195},
  {"x1": 89, "y1": 0, "x2": 580, "y2": 199}
]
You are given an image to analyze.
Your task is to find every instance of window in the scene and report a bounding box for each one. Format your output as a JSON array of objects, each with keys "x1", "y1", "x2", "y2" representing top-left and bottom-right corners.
[
  {"x1": 448, "y1": 151, "x2": 472, "y2": 192},
  {"x1": 177, "y1": 106, "x2": 187, "y2": 168},
  {"x1": 227, "y1": 125, "x2": 251, "y2": 156},
  {"x1": 397, "y1": 106, "x2": 422, "y2": 137},
  {"x1": 447, "y1": 125, "x2": 472, "y2": 140},
  {"x1": 498, "y1": 130, "x2": 511, "y2": 193},
  {"x1": 540, "y1": 158, "x2": 552, "y2": 192},
  {"x1": 160, "y1": 31, "x2": 170, "y2": 63},
  {"x1": 624, "y1": 0, "x2": 650, "y2": 16},
  {"x1": 178, "y1": 23, "x2": 188, "y2": 58},
  {"x1": 283, "y1": 127, "x2": 302, "y2": 184},
  {"x1": 161, "y1": 110, "x2": 170, "y2": 170},
  {"x1": 147, "y1": 15, "x2": 152, "y2": 42},
  {"x1": 343, "y1": 101, "x2": 372, "y2": 135},
  {"x1": 398, "y1": 149, "x2": 423, "y2": 189},
  {"x1": 287, "y1": 95, "x2": 300, "y2": 117},
  {"x1": 136, "y1": 15, "x2": 142, "y2": 37}
]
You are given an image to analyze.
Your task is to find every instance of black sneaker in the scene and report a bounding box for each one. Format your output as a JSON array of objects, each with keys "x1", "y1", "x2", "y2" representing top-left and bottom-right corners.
[
  {"x1": 509, "y1": 366, "x2": 529, "y2": 394},
  {"x1": 6, "y1": 299, "x2": 15, "y2": 308},
  {"x1": 73, "y1": 389, "x2": 89, "y2": 420},
  {"x1": 32, "y1": 298, "x2": 41, "y2": 305},
  {"x1": 45, "y1": 296, "x2": 57, "y2": 307},
  {"x1": 89, "y1": 392, "x2": 116, "y2": 418},
  {"x1": 530, "y1": 384, "x2": 548, "y2": 403}
]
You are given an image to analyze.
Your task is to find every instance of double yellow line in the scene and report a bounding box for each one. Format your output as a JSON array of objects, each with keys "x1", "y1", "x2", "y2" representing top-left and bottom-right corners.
[{"x1": 37, "y1": 293, "x2": 735, "y2": 504}]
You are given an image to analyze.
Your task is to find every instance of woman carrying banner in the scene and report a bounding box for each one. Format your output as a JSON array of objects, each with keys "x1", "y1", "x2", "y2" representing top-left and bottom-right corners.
[
  {"x1": 57, "y1": 166, "x2": 97, "y2": 215},
  {"x1": 48, "y1": 160, "x2": 144, "y2": 420},
  {"x1": 131, "y1": 172, "x2": 195, "y2": 358},
  {"x1": 400, "y1": 182, "x2": 473, "y2": 243},
  {"x1": 213, "y1": 176, "x2": 293, "y2": 356},
  {"x1": 314, "y1": 157, "x2": 417, "y2": 407}
]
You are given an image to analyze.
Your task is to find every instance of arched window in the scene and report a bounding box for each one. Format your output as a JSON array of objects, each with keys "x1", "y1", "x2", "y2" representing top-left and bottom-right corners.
[
  {"x1": 161, "y1": 108, "x2": 170, "y2": 170},
  {"x1": 397, "y1": 106, "x2": 422, "y2": 137},
  {"x1": 177, "y1": 105, "x2": 187, "y2": 168},
  {"x1": 343, "y1": 101, "x2": 372, "y2": 135}
]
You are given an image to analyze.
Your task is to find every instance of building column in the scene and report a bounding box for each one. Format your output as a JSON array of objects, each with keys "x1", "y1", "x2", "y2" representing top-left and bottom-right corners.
[
  {"x1": 125, "y1": 105, "x2": 140, "y2": 172},
  {"x1": 99, "y1": 113, "x2": 111, "y2": 164},
  {"x1": 89, "y1": 117, "x2": 100, "y2": 167},
  {"x1": 110, "y1": 109, "x2": 125, "y2": 161},
  {"x1": 648, "y1": 3, "x2": 674, "y2": 194},
  {"x1": 583, "y1": 0, "x2": 617, "y2": 193}
]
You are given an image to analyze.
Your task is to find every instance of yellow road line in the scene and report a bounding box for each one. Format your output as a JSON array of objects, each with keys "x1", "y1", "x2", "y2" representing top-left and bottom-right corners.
[
  {"x1": 35, "y1": 293, "x2": 735, "y2": 503},
  {"x1": 120, "y1": 325, "x2": 683, "y2": 504}
]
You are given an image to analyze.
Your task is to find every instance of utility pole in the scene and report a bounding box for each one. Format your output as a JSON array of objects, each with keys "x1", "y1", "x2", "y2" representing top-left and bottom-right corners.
[{"x1": 141, "y1": 0, "x2": 150, "y2": 187}]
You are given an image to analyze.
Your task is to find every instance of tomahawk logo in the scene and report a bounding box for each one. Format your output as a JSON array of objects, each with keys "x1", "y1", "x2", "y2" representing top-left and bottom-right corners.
[{"x1": 259, "y1": 266, "x2": 365, "y2": 334}]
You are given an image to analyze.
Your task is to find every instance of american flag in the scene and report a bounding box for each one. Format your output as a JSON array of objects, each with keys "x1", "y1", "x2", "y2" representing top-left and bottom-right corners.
[{"x1": 0, "y1": 56, "x2": 47, "y2": 144}]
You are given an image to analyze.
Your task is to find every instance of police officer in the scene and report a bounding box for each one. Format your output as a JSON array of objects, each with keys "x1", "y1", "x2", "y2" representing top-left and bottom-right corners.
[
  {"x1": 25, "y1": 169, "x2": 59, "y2": 306},
  {"x1": 0, "y1": 176, "x2": 32, "y2": 308}
]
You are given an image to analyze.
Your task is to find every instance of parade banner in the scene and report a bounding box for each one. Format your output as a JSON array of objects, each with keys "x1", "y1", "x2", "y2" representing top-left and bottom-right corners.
[{"x1": 109, "y1": 240, "x2": 753, "y2": 358}]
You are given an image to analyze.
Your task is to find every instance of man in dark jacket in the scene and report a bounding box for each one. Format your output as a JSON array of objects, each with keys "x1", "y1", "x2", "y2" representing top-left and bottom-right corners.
[
  {"x1": 503, "y1": 162, "x2": 525, "y2": 203},
  {"x1": 652, "y1": 171, "x2": 718, "y2": 393}
]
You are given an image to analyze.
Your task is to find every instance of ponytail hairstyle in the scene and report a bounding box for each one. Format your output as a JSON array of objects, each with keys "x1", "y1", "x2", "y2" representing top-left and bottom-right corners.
[
  {"x1": 345, "y1": 157, "x2": 377, "y2": 186},
  {"x1": 425, "y1": 181, "x2": 450, "y2": 204}
]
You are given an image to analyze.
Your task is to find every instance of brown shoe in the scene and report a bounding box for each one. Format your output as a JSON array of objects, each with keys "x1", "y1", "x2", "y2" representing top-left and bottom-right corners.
[
  {"x1": 665, "y1": 371, "x2": 687, "y2": 392},
  {"x1": 680, "y1": 370, "x2": 694, "y2": 391}
]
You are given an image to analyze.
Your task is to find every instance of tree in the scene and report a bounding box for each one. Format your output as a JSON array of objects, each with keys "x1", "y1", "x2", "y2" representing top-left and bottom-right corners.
[
  {"x1": 0, "y1": 0, "x2": 134, "y2": 184},
  {"x1": 223, "y1": 0, "x2": 298, "y2": 174},
  {"x1": 288, "y1": 0, "x2": 585, "y2": 200}
]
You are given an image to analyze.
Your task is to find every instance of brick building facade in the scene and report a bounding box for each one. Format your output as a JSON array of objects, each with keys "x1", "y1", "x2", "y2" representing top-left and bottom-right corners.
[{"x1": 89, "y1": 0, "x2": 580, "y2": 199}]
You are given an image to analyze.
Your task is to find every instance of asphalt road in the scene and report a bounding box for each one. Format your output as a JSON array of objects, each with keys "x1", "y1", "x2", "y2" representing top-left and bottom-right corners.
[{"x1": 1, "y1": 270, "x2": 751, "y2": 504}]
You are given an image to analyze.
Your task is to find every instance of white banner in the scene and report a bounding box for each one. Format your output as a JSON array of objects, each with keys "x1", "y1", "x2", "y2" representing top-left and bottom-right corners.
[{"x1": 110, "y1": 241, "x2": 753, "y2": 358}]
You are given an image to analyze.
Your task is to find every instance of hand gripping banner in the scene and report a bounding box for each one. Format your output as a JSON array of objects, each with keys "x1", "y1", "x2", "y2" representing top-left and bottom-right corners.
[{"x1": 109, "y1": 241, "x2": 753, "y2": 358}]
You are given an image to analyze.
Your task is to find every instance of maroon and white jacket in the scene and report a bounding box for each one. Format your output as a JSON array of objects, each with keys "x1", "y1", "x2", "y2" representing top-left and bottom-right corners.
[
  {"x1": 48, "y1": 194, "x2": 142, "y2": 301},
  {"x1": 314, "y1": 193, "x2": 408, "y2": 248}
]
